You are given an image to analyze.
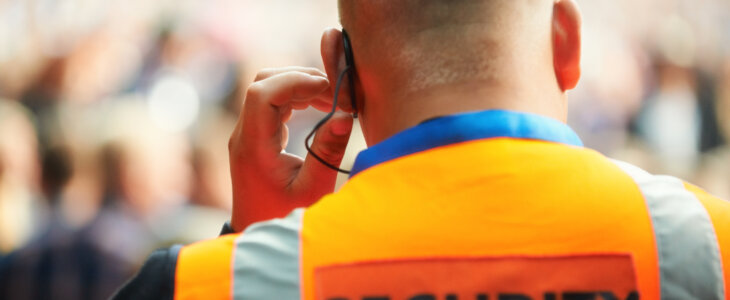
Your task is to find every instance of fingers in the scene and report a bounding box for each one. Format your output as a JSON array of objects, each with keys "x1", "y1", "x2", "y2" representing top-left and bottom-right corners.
[
  {"x1": 254, "y1": 66, "x2": 351, "y2": 114},
  {"x1": 243, "y1": 71, "x2": 329, "y2": 136},
  {"x1": 228, "y1": 65, "x2": 356, "y2": 232},
  {"x1": 232, "y1": 71, "x2": 329, "y2": 168},
  {"x1": 293, "y1": 112, "x2": 354, "y2": 194}
]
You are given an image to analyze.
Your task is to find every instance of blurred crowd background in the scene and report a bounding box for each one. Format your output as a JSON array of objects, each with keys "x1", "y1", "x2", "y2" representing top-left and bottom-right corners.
[{"x1": 0, "y1": 0, "x2": 728, "y2": 299}]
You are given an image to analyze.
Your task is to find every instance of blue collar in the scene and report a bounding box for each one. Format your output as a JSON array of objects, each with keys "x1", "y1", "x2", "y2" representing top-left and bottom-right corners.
[{"x1": 350, "y1": 110, "x2": 583, "y2": 177}]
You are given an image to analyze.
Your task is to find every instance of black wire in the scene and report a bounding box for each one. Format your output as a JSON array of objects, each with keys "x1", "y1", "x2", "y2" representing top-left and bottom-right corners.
[{"x1": 304, "y1": 66, "x2": 354, "y2": 174}]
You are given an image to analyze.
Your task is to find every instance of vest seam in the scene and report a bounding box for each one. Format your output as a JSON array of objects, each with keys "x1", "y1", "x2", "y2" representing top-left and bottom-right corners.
[
  {"x1": 298, "y1": 209, "x2": 305, "y2": 300},
  {"x1": 686, "y1": 187, "x2": 727, "y2": 299},
  {"x1": 611, "y1": 160, "x2": 663, "y2": 298}
]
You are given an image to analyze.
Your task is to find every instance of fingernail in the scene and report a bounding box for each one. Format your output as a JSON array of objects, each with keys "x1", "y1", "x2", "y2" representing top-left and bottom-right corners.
[
  {"x1": 308, "y1": 74, "x2": 328, "y2": 82},
  {"x1": 310, "y1": 75, "x2": 330, "y2": 88}
]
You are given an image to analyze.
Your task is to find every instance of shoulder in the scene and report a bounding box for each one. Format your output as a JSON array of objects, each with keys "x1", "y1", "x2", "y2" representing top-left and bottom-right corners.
[
  {"x1": 113, "y1": 209, "x2": 305, "y2": 300},
  {"x1": 609, "y1": 159, "x2": 729, "y2": 214},
  {"x1": 228, "y1": 209, "x2": 303, "y2": 299},
  {"x1": 601, "y1": 159, "x2": 730, "y2": 297},
  {"x1": 178, "y1": 208, "x2": 303, "y2": 273},
  {"x1": 176, "y1": 209, "x2": 304, "y2": 300},
  {"x1": 683, "y1": 182, "x2": 730, "y2": 215},
  {"x1": 609, "y1": 159, "x2": 729, "y2": 208},
  {"x1": 609, "y1": 159, "x2": 730, "y2": 247}
]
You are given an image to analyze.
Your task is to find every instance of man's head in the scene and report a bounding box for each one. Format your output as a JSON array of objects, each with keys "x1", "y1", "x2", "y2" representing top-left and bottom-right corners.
[{"x1": 321, "y1": 0, "x2": 582, "y2": 145}]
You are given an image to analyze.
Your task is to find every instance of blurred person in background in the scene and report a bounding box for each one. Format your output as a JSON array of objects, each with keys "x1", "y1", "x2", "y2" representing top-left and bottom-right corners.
[
  {"x1": 567, "y1": 31, "x2": 646, "y2": 158},
  {"x1": 114, "y1": 0, "x2": 730, "y2": 299},
  {"x1": 0, "y1": 15, "x2": 236, "y2": 299},
  {"x1": 0, "y1": 146, "x2": 132, "y2": 300},
  {"x1": 93, "y1": 99, "x2": 223, "y2": 263},
  {"x1": 191, "y1": 109, "x2": 237, "y2": 211},
  {"x1": 0, "y1": 100, "x2": 41, "y2": 255},
  {"x1": 636, "y1": 61, "x2": 703, "y2": 178},
  {"x1": 633, "y1": 22, "x2": 726, "y2": 183},
  {"x1": 0, "y1": 97, "x2": 227, "y2": 300},
  {"x1": 696, "y1": 58, "x2": 730, "y2": 200}
]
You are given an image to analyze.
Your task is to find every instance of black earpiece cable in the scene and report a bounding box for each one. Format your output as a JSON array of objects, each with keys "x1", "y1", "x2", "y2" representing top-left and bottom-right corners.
[{"x1": 304, "y1": 65, "x2": 355, "y2": 174}]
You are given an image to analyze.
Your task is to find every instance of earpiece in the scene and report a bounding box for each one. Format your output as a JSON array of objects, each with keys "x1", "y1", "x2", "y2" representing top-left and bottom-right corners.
[
  {"x1": 304, "y1": 29, "x2": 358, "y2": 174},
  {"x1": 342, "y1": 30, "x2": 358, "y2": 118}
]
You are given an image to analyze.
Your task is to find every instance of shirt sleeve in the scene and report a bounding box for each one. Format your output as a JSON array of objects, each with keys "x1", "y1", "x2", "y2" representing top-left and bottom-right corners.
[{"x1": 111, "y1": 245, "x2": 182, "y2": 300}]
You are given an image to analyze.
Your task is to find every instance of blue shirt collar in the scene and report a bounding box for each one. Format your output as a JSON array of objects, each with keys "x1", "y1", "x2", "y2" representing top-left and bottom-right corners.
[{"x1": 350, "y1": 109, "x2": 583, "y2": 177}]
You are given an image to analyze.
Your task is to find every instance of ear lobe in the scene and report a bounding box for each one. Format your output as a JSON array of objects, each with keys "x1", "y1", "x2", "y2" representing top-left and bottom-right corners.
[{"x1": 552, "y1": 0, "x2": 582, "y2": 91}]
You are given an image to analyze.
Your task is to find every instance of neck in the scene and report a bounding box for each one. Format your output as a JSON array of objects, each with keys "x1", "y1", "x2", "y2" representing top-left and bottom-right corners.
[{"x1": 361, "y1": 80, "x2": 567, "y2": 146}]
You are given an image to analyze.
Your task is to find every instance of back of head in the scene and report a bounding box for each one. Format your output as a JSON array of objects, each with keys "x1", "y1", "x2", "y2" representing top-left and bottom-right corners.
[
  {"x1": 333, "y1": 0, "x2": 581, "y2": 144},
  {"x1": 338, "y1": 0, "x2": 556, "y2": 95}
]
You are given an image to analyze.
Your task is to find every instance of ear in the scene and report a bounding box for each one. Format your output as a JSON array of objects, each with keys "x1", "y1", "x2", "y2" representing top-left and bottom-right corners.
[
  {"x1": 320, "y1": 28, "x2": 354, "y2": 113},
  {"x1": 552, "y1": 0, "x2": 582, "y2": 91}
]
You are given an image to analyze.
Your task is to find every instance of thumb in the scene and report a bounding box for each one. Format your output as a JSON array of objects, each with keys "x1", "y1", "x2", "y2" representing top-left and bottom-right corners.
[{"x1": 295, "y1": 112, "x2": 354, "y2": 199}]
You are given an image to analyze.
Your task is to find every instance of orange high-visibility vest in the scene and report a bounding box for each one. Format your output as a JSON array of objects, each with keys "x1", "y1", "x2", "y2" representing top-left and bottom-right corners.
[{"x1": 174, "y1": 110, "x2": 730, "y2": 300}]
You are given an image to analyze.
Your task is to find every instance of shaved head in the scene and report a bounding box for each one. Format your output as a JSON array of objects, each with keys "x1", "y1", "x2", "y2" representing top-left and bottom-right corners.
[
  {"x1": 339, "y1": 0, "x2": 550, "y2": 34},
  {"x1": 329, "y1": 0, "x2": 581, "y2": 145},
  {"x1": 338, "y1": 0, "x2": 555, "y2": 94}
]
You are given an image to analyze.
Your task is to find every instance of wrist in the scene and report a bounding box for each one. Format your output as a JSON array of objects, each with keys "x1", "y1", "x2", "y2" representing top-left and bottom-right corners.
[
  {"x1": 230, "y1": 209, "x2": 246, "y2": 233},
  {"x1": 220, "y1": 221, "x2": 236, "y2": 236}
]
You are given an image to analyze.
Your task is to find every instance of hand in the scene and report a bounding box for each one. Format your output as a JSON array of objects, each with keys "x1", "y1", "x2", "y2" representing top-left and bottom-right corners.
[{"x1": 228, "y1": 67, "x2": 354, "y2": 231}]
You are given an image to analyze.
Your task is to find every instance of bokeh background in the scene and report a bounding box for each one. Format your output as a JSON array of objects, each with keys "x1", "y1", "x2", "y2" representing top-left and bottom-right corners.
[{"x1": 0, "y1": 0, "x2": 728, "y2": 299}]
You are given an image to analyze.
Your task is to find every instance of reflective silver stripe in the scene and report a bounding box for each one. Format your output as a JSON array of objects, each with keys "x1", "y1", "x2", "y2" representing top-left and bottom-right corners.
[
  {"x1": 232, "y1": 209, "x2": 303, "y2": 300},
  {"x1": 612, "y1": 160, "x2": 724, "y2": 299}
]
